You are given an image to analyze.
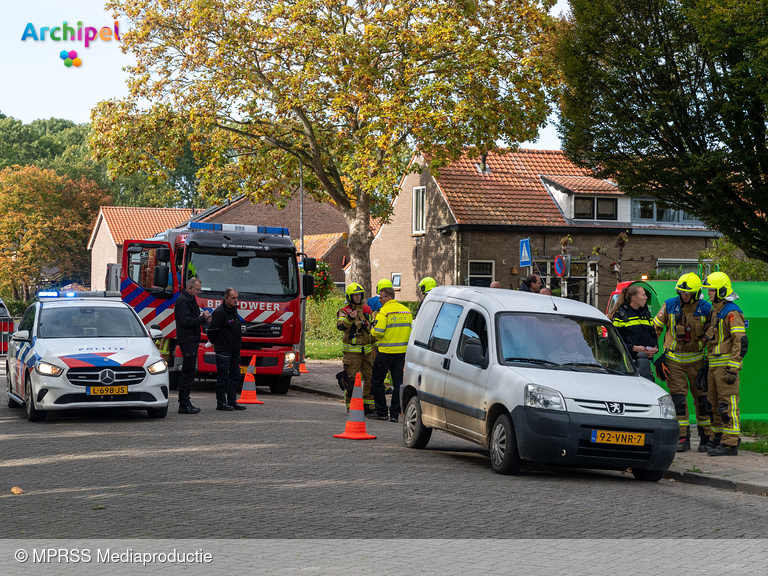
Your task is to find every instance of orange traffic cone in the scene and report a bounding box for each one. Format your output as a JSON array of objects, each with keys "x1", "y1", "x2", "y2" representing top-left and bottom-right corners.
[
  {"x1": 334, "y1": 373, "x2": 376, "y2": 440},
  {"x1": 238, "y1": 355, "x2": 264, "y2": 405},
  {"x1": 299, "y1": 362, "x2": 309, "y2": 373}
]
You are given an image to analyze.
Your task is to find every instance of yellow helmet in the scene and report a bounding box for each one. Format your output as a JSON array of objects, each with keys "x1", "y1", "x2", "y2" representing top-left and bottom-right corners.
[
  {"x1": 418, "y1": 277, "x2": 437, "y2": 295},
  {"x1": 702, "y1": 271, "x2": 732, "y2": 300},
  {"x1": 345, "y1": 282, "x2": 365, "y2": 303},
  {"x1": 675, "y1": 272, "x2": 701, "y2": 301},
  {"x1": 376, "y1": 279, "x2": 393, "y2": 293}
]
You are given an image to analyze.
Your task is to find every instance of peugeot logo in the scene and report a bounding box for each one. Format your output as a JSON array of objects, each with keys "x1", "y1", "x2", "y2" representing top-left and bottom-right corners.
[
  {"x1": 99, "y1": 369, "x2": 116, "y2": 385},
  {"x1": 606, "y1": 402, "x2": 625, "y2": 415}
]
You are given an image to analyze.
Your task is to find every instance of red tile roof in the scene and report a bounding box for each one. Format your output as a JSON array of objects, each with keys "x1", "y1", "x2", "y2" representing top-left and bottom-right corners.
[
  {"x1": 431, "y1": 149, "x2": 621, "y2": 226},
  {"x1": 293, "y1": 232, "x2": 347, "y2": 260},
  {"x1": 92, "y1": 206, "x2": 194, "y2": 246},
  {"x1": 543, "y1": 175, "x2": 620, "y2": 195}
]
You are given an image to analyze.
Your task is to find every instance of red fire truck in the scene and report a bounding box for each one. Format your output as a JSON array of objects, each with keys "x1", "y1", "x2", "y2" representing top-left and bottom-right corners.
[{"x1": 110, "y1": 222, "x2": 315, "y2": 393}]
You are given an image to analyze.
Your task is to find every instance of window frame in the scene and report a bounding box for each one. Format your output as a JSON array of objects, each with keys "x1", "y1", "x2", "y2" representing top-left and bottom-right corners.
[
  {"x1": 573, "y1": 196, "x2": 595, "y2": 220},
  {"x1": 413, "y1": 186, "x2": 426, "y2": 234},
  {"x1": 596, "y1": 198, "x2": 618, "y2": 221},
  {"x1": 427, "y1": 302, "x2": 464, "y2": 355},
  {"x1": 391, "y1": 273, "x2": 401, "y2": 289}
]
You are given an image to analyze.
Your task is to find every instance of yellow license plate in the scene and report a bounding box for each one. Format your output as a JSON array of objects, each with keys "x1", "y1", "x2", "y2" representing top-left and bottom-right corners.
[
  {"x1": 88, "y1": 386, "x2": 127, "y2": 396},
  {"x1": 590, "y1": 430, "x2": 645, "y2": 445},
  {"x1": 240, "y1": 366, "x2": 247, "y2": 374}
]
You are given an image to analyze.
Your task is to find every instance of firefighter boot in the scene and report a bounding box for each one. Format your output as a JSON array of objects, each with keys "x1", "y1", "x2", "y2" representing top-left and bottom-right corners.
[
  {"x1": 708, "y1": 443, "x2": 738, "y2": 457},
  {"x1": 676, "y1": 433, "x2": 691, "y2": 453},
  {"x1": 701, "y1": 433, "x2": 722, "y2": 453},
  {"x1": 696, "y1": 427, "x2": 710, "y2": 453}
]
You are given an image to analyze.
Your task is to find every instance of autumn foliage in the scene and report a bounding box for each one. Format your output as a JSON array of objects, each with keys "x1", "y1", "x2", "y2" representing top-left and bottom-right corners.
[{"x1": 0, "y1": 165, "x2": 112, "y2": 299}]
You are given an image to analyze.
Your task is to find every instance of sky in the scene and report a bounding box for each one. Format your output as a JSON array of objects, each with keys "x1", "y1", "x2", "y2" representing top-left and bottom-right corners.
[{"x1": 0, "y1": 0, "x2": 570, "y2": 150}]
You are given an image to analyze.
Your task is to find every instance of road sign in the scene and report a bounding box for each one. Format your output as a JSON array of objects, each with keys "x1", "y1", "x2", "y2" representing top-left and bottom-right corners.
[
  {"x1": 554, "y1": 255, "x2": 566, "y2": 277},
  {"x1": 519, "y1": 238, "x2": 531, "y2": 267}
]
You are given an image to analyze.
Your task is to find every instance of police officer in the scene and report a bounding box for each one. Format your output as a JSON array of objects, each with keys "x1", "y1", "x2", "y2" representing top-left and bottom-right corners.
[
  {"x1": 652, "y1": 273, "x2": 712, "y2": 452},
  {"x1": 415, "y1": 277, "x2": 437, "y2": 317},
  {"x1": 367, "y1": 287, "x2": 413, "y2": 422},
  {"x1": 701, "y1": 272, "x2": 748, "y2": 456},
  {"x1": 337, "y1": 283, "x2": 374, "y2": 413},
  {"x1": 609, "y1": 284, "x2": 658, "y2": 361},
  {"x1": 174, "y1": 277, "x2": 210, "y2": 414}
]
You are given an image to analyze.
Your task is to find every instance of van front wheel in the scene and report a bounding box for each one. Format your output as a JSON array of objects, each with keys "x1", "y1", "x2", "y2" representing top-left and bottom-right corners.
[
  {"x1": 403, "y1": 395, "x2": 432, "y2": 449},
  {"x1": 489, "y1": 413, "x2": 522, "y2": 475}
]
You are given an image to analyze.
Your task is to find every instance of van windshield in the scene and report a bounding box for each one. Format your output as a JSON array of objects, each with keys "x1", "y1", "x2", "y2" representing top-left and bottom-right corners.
[{"x1": 497, "y1": 313, "x2": 636, "y2": 375}]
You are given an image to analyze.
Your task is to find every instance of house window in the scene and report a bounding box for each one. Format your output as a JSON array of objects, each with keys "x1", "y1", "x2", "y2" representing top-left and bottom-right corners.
[
  {"x1": 596, "y1": 198, "x2": 618, "y2": 220},
  {"x1": 656, "y1": 259, "x2": 703, "y2": 276},
  {"x1": 391, "y1": 273, "x2": 401, "y2": 288},
  {"x1": 633, "y1": 199, "x2": 655, "y2": 220},
  {"x1": 413, "y1": 187, "x2": 426, "y2": 234},
  {"x1": 574, "y1": 197, "x2": 594, "y2": 219},
  {"x1": 633, "y1": 199, "x2": 702, "y2": 224},
  {"x1": 468, "y1": 261, "x2": 494, "y2": 287}
]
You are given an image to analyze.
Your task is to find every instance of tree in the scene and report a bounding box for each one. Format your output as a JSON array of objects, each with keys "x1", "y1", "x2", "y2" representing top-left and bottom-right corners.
[
  {"x1": 698, "y1": 238, "x2": 768, "y2": 281},
  {"x1": 592, "y1": 231, "x2": 655, "y2": 283},
  {"x1": 91, "y1": 0, "x2": 557, "y2": 293},
  {"x1": 555, "y1": 0, "x2": 768, "y2": 263},
  {"x1": 0, "y1": 166, "x2": 112, "y2": 298}
]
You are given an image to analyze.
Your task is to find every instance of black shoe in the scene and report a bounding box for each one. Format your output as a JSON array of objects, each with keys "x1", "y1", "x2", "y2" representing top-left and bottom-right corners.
[
  {"x1": 698, "y1": 441, "x2": 713, "y2": 453},
  {"x1": 389, "y1": 416, "x2": 399, "y2": 423},
  {"x1": 708, "y1": 443, "x2": 738, "y2": 457},
  {"x1": 216, "y1": 404, "x2": 235, "y2": 411},
  {"x1": 178, "y1": 405, "x2": 200, "y2": 415},
  {"x1": 676, "y1": 437, "x2": 691, "y2": 452},
  {"x1": 229, "y1": 403, "x2": 247, "y2": 411},
  {"x1": 367, "y1": 413, "x2": 388, "y2": 421}
]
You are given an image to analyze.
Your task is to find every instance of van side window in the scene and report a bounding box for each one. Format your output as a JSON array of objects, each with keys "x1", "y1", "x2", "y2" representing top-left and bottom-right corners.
[
  {"x1": 427, "y1": 303, "x2": 463, "y2": 354},
  {"x1": 457, "y1": 310, "x2": 488, "y2": 364}
]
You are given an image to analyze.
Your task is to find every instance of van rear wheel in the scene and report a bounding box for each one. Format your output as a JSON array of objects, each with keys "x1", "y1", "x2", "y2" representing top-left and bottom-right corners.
[
  {"x1": 632, "y1": 468, "x2": 665, "y2": 482},
  {"x1": 489, "y1": 413, "x2": 521, "y2": 475},
  {"x1": 403, "y1": 396, "x2": 432, "y2": 449}
]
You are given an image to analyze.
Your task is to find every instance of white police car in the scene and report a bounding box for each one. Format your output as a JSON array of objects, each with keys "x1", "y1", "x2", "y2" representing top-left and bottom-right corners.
[{"x1": 5, "y1": 291, "x2": 169, "y2": 421}]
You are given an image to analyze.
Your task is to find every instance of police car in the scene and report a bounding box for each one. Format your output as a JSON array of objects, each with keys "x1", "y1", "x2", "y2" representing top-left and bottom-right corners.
[{"x1": 5, "y1": 291, "x2": 170, "y2": 421}]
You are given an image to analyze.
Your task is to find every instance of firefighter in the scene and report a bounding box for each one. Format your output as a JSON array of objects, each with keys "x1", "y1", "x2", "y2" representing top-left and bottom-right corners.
[
  {"x1": 701, "y1": 272, "x2": 747, "y2": 456},
  {"x1": 652, "y1": 273, "x2": 712, "y2": 452},
  {"x1": 415, "y1": 276, "x2": 437, "y2": 317},
  {"x1": 337, "y1": 283, "x2": 374, "y2": 413}
]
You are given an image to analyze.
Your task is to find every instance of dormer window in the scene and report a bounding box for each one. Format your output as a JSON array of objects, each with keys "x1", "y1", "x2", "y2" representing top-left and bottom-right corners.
[{"x1": 574, "y1": 197, "x2": 617, "y2": 221}]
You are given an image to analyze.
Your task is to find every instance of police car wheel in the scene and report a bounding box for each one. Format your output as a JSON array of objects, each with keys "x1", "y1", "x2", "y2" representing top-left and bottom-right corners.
[
  {"x1": 6, "y1": 362, "x2": 20, "y2": 408},
  {"x1": 632, "y1": 468, "x2": 665, "y2": 482},
  {"x1": 489, "y1": 413, "x2": 521, "y2": 475},
  {"x1": 25, "y1": 374, "x2": 46, "y2": 422},
  {"x1": 269, "y1": 376, "x2": 291, "y2": 395},
  {"x1": 403, "y1": 395, "x2": 432, "y2": 449},
  {"x1": 168, "y1": 371, "x2": 180, "y2": 391},
  {"x1": 147, "y1": 405, "x2": 168, "y2": 418}
]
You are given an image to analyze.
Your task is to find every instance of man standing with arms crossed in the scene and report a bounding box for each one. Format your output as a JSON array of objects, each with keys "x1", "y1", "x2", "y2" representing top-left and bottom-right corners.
[
  {"x1": 174, "y1": 277, "x2": 210, "y2": 414},
  {"x1": 207, "y1": 287, "x2": 246, "y2": 411},
  {"x1": 368, "y1": 287, "x2": 413, "y2": 423}
]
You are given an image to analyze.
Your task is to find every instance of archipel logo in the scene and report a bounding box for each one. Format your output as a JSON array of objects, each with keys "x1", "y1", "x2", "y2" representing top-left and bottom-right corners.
[{"x1": 21, "y1": 21, "x2": 121, "y2": 68}]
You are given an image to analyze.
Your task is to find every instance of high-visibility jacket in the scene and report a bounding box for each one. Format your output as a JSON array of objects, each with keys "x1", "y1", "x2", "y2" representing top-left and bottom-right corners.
[
  {"x1": 613, "y1": 303, "x2": 657, "y2": 359},
  {"x1": 652, "y1": 296, "x2": 711, "y2": 363},
  {"x1": 704, "y1": 301, "x2": 747, "y2": 370},
  {"x1": 372, "y1": 299, "x2": 413, "y2": 354},
  {"x1": 337, "y1": 303, "x2": 373, "y2": 355}
]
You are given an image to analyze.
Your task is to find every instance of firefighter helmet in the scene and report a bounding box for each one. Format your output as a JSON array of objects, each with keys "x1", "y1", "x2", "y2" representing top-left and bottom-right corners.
[
  {"x1": 702, "y1": 271, "x2": 733, "y2": 300},
  {"x1": 418, "y1": 277, "x2": 437, "y2": 295},
  {"x1": 376, "y1": 279, "x2": 393, "y2": 293},
  {"x1": 675, "y1": 272, "x2": 701, "y2": 301},
  {"x1": 345, "y1": 282, "x2": 365, "y2": 303}
]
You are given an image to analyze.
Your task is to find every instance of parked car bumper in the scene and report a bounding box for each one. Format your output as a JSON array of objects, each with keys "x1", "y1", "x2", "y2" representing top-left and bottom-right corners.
[{"x1": 511, "y1": 406, "x2": 678, "y2": 471}]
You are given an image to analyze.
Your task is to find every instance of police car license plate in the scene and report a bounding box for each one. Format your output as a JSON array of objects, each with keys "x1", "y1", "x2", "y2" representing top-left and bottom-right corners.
[
  {"x1": 240, "y1": 366, "x2": 247, "y2": 375},
  {"x1": 591, "y1": 430, "x2": 645, "y2": 445},
  {"x1": 87, "y1": 386, "x2": 127, "y2": 396}
]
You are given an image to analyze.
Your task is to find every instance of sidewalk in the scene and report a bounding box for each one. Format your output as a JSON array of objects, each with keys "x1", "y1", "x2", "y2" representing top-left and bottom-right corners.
[{"x1": 294, "y1": 360, "x2": 768, "y2": 495}]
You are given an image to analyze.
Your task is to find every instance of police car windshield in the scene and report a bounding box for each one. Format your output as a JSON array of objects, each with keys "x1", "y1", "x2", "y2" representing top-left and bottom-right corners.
[
  {"x1": 188, "y1": 248, "x2": 298, "y2": 297},
  {"x1": 497, "y1": 313, "x2": 636, "y2": 375},
  {"x1": 38, "y1": 307, "x2": 147, "y2": 339}
]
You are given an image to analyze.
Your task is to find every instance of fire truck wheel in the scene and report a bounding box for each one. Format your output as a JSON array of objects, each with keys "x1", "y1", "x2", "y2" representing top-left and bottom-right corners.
[
  {"x1": 269, "y1": 376, "x2": 291, "y2": 395},
  {"x1": 168, "y1": 372, "x2": 180, "y2": 391}
]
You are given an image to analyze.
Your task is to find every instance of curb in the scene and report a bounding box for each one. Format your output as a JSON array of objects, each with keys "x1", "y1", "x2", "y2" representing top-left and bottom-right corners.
[
  {"x1": 664, "y1": 469, "x2": 768, "y2": 496},
  {"x1": 290, "y1": 383, "x2": 345, "y2": 401}
]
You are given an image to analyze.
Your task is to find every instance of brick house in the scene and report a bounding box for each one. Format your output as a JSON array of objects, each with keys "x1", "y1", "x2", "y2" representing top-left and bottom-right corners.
[
  {"x1": 199, "y1": 195, "x2": 350, "y2": 283},
  {"x1": 88, "y1": 206, "x2": 194, "y2": 290},
  {"x1": 367, "y1": 149, "x2": 718, "y2": 310}
]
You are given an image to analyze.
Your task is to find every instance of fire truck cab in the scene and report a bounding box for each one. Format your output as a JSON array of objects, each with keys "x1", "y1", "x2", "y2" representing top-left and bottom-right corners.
[{"x1": 115, "y1": 222, "x2": 315, "y2": 394}]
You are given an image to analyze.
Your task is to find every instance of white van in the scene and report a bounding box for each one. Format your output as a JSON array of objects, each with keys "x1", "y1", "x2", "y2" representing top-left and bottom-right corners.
[{"x1": 401, "y1": 286, "x2": 678, "y2": 481}]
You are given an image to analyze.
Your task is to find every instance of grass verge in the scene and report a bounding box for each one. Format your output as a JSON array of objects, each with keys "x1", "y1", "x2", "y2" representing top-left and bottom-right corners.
[
  {"x1": 305, "y1": 339, "x2": 342, "y2": 360},
  {"x1": 741, "y1": 420, "x2": 768, "y2": 454}
]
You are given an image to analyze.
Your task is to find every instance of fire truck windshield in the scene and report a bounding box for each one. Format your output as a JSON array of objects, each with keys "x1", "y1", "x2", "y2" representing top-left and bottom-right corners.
[{"x1": 188, "y1": 248, "x2": 298, "y2": 297}]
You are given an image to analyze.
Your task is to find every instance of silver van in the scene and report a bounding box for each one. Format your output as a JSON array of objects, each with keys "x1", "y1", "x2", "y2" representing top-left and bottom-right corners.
[{"x1": 400, "y1": 286, "x2": 678, "y2": 481}]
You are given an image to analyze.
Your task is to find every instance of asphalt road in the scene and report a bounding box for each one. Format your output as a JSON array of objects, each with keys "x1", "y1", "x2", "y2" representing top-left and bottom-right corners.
[{"x1": 2, "y1": 387, "x2": 768, "y2": 539}]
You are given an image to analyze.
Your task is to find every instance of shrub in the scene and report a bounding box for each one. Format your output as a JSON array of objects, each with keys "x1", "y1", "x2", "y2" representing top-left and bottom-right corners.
[
  {"x1": 308, "y1": 261, "x2": 335, "y2": 301},
  {"x1": 305, "y1": 296, "x2": 346, "y2": 340}
]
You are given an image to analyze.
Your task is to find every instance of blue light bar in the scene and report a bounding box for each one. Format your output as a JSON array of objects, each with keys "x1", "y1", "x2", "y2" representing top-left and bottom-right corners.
[
  {"x1": 188, "y1": 222, "x2": 289, "y2": 236},
  {"x1": 38, "y1": 291, "x2": 59, "y2": 297},
  {"x1": 65, "y1": 292, "x2": 76, "y2": 298}
]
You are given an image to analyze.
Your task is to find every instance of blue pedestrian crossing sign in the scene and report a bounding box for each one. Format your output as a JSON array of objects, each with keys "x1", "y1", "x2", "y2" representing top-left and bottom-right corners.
[{"x1": 519, "y1": 238, "x2": 532, "y2": 267}]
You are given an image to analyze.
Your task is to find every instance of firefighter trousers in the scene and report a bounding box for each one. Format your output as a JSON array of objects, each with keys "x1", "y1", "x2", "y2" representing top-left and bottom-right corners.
[
  {"x1": 707, "y1": 365, "x2": 740, "y2": 447},
  {"x1": 343, "y1": 351, "x2": 373, "y2": 409},
  {"x1": 667, "y1": 359, "x2": 710, "y2": 439}
]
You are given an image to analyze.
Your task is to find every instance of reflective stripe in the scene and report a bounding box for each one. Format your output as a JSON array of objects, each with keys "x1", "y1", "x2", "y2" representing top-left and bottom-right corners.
[
  {"x1": 387, "y1": 323, "x2": 412, "y2": 328},
  {"x1": 613, "y1": 318, "x2": 653, "y2": 328},
  {"x1": 373, "y1": 327, "x2": 385, "y2": 333},
  {"x1": 378, "y1": 342, "x2": 408, "y2": 348},
  {"x1": 723, "y1": 395, "x2": 740, "y2": 434},
  {"x1": 667, "y1": 350, "x2": 706, "y2": 363},
  {"x1": 730, "y1": 326, "x2": 746, "y2": 333},
  {"x1": 697, "y1": 418, "x2": 711, "y2": 426}
]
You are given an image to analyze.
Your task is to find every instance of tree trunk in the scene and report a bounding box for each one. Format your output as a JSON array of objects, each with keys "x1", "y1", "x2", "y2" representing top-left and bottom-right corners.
[{"x1": 343, "y1": 190, "x2": 374, "y2": 296}]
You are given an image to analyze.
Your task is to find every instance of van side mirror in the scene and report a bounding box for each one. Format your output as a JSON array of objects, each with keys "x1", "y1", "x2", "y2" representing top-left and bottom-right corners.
[
  {"x1": 153, "y1": 266, "x2": 169, "y2": 288},
  {"x1": 463, "y1": 338, "x2": 486, "y2": 367},
  {"x1": 302, "y1": 274, "x2": 315, "y2": 298}
]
